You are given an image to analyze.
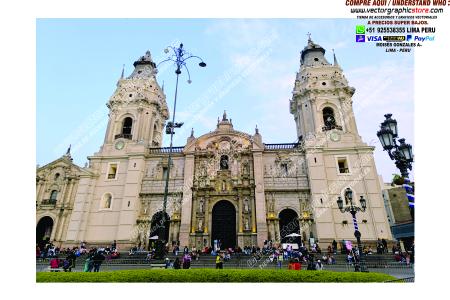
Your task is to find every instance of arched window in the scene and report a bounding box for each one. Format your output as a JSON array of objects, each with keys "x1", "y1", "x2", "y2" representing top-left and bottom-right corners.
[
  {"x1": 122, "y1": 117, "x2": 133, "y2": 135},
  {"x1": 220, "y1": 155, "x2": 229, "y2": 170},
  {"x1": 323, "y1": 107, "x2": 336, "y2": 129},
  {"x1": 102, "y1": 193, "x2": 112, "y2": 209},
  {"x1": 50, "y1": 190, "x2": 58, "y2": 203}
]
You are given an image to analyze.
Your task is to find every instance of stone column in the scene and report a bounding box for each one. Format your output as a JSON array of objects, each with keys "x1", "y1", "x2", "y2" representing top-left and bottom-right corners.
[
  {"x1": 204, "y1": 196, "x2": 210, "y2": 236},
  {"x1": 179, "y1": 154, "x2": 194, "y2": 247},
  {"x1": 238, "y1": 195, "x2": 243, "y2": 233},
  {"x1": 252, "y1": 151, "x2": 268, "y2": 246},
  {"x1": 274, "y1": 219, "x2": 281, "y2": 243},
  {"x1": 104, "y1": 116, "x2": 113, "y2": 144},
  {"x1": 251, "y1": 196, "x2": 256, "y2": 233},
  {"x1": 311, "y1": 98, "x2": 318, "y2": 133},
  {"x1": 268, "y1": 220, "x2": 274, "y2": 241},
  {"x1": 173, "y1": 221, "x2": 180, "y2": 242},
  {"x1": 192, "y1": 197, "x2": 198, "y2": 233},
  {"x1": 37, "y1": 181, "x2": 44, "y2": 203},
  {"x1": 149, "y1": 116, "x2": 156, "y2": 145},
  {"x1": 108, "y1": 113, "x2": 118, "y2": 142}
]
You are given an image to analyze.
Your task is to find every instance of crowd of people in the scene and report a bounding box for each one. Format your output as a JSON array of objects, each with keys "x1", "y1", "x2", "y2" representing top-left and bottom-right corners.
[
  {"x1": 39, "y1": 238, "x2": 414, "y2": 272},
  {"x1": 41, "y1": 240, "x2": 121, "y2": 272}
]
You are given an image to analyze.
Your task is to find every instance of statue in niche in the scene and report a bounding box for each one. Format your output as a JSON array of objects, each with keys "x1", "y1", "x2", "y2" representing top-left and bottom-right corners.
[
  {"x1": 198, "y1": 198, "x2": 204, "y2": 213},
  {"x1": 222, "y1": 180, "x2": 227, "y2": 191},
  {"x1": 220, "y1": 155, "x2": 229, "y2": 170},
  {"x1": 198, "y1": 219, "x2": 203, "y2": 231},
  {"x1": 243, "y1": 197, "x2": 250, "y2": 213},
  {"x1": 200, "y1": 161, "x2": 208, "y2": 177},
  {"x1": 244, "y1": 218, "x2": 250, "y2": 231},
  {"x1": 242, "y1": 160, "x2": 250, "y2": 175}
]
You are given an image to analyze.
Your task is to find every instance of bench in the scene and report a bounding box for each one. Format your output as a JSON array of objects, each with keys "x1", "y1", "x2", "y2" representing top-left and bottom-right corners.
[
  {"x1": 47, "y1": 266, "x2": 65, "y2": 272},
  {"x1": 149, "y1": 263, "x2": 166, "y2": 269}
]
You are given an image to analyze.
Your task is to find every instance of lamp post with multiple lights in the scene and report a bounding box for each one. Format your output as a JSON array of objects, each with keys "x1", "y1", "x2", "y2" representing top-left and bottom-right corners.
[
  {"x1": 336, "y1": 188, "x2": 367, "y2": 272},
  {"x1": 151, "y1": 44, "x2": 206, "y2": 258},
  {"x1": 376, "y1": 114, "x2": 414, "y2": 178}
]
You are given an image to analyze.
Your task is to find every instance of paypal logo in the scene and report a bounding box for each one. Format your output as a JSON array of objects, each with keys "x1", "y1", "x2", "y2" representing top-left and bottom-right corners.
[{"x1": 414, "y1": 36, "x2": 435, "y2": 42}]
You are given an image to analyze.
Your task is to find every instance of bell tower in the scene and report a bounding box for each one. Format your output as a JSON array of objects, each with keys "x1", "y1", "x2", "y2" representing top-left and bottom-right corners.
[
  {"x1": 290, "y1": 37, "x2": 393, "y2": 246},
  {"x1": 102, "y1": 50, "x2": 169, "y2": 154},
  {"x1": 290, "y1": 36, "x2": 360, "y2": 142}
]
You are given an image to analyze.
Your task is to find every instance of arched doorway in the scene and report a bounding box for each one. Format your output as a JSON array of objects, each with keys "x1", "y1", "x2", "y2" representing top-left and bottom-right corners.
[
  {"x1": 279, "y1": 209, "x2": 301, "y2": 245},
  {"x1": 36, "y1": 216, "x2": 53, "y2": 249},
  {"x1": 211, "y1": 200, "x2": 236, "y2": 249},
  {"x1": 150, "y1": 211, "x2": 170, "y2": 243}
]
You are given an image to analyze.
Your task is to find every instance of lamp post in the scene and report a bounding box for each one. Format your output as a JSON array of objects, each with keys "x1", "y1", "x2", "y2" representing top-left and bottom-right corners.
[
  {"x1": 152, "y1": 43, "x2": 206, "y2": 258},
  {"x1": 337, "y1": 188, "x2": 367, "y2": 272},
  {"x1": 377, "y1": 114, "x2": 414, "y2": 178}
]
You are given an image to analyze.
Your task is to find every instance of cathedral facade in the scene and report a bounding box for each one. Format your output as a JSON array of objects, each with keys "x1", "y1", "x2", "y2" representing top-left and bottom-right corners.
[{"x1": 36, "y1": 39, "x2": 393, "y2": 250}]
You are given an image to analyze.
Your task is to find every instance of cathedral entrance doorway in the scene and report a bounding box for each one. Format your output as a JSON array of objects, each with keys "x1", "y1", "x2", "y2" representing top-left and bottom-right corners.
[
  {"x1": 36, "y1": 216, "x2": 53, "y2": 249},
  {"x1": 279, "y1": 209, "x2": 301, "y2": 245},
  {"x1": 150, "y1": 211, "x2": 170, "y2": 244},
  {"x1": 211, "y1": 200, "x2": 236, "y2": 249}
]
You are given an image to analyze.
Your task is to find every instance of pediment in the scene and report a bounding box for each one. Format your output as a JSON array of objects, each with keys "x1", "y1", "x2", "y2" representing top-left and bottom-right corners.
[{"x1": 185, "y1": 129, "x2": 261, "y2": 153}]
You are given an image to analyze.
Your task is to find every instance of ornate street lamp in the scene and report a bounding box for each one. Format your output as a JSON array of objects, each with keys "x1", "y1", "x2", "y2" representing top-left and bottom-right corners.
[
  {"x1": 377, "y1": 114, "x2": 414, "y2": 178},
  {"x1": 378, "y1": 114, "x2": 415, "y2": 216},
  {"x1": 152, "y1": 43, "x2": 206, "y2": 258},
  {"x1": 337, "y1": 188, "x2": 368, "y2": 272}
]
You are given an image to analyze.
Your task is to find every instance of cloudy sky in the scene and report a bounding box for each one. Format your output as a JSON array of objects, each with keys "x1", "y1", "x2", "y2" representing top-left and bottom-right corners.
[{"x1": 37, "y1": 19, "x2": 414, "y2": 182}]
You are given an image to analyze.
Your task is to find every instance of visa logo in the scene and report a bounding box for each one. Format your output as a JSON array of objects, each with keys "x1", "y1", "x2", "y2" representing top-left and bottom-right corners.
[{"x1": 367, "y1": 36, "x2": 382, "y2": 42}]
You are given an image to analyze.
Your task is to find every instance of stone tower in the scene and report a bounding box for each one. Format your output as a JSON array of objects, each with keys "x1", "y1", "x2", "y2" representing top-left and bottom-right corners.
[
  {"x1": 102, "y1": 50, "x2": 169, "y2": 150},
  {"x1": 64, "y1": 51, "x2": 169, "y2": 244},
  {"x1": 290, "y1": 37, "x2": 393, "y2": 245}
]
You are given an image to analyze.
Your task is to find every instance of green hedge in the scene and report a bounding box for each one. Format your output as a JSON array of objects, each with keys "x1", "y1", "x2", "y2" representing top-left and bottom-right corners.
[{"x1": 36, "y1": 269, "x2": 396, "y2": 283}]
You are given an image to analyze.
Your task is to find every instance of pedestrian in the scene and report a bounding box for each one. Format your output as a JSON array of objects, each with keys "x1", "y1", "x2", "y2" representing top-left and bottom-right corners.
[
  {"x1": 49, "y1": 257, "x2": 60, "y2": 271},
  {"x1": 316, "y1": 259, "x2": 323, "y2": 270},
  {"x1": 173, "y1": 257, "x2": 181, "y2": 269},
  {"x1": 165, "y1": 258, "x2": 170, "y2": 269},
  {"x1": 277, "y1": 251, "x2": 283, "y2": 269},
  {"x1": 307, "y1": 255, "x2": 316, "y2": 270},
  {"x1": 182, "y1": 253, "x2": 191, "y2": 269},
  {"x1": 83, "y1": 255, "x2": 93, "y2": 272},
  {"x1": 382, "y1": 239, "x2": 388, "y2": 253},
  {"x1": 215, "y1": 253, "x2": 221, "y2": 269},
  {"x1": 93, "y1": 250, "x2": 105, "y2": 272},
  {"x1": 62, "y1": 258, "x2": 71, "y2": 272}
]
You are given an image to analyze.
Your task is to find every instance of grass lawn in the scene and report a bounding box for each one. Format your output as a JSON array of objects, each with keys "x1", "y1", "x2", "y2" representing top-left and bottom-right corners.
[{"x1": 36, "y1": 269, "x2": 396, "y2": 283}]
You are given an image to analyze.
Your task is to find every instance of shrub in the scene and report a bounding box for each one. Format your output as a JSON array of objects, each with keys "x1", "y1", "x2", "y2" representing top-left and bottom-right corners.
[{"x1": 36, "y1": 269, "x2": 396, "y2": 283}]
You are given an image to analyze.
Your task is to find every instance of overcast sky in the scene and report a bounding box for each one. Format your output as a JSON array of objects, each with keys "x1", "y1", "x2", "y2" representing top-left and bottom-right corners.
[{"x1": 37, "y1": 19, "x2": 414, "y2": 182}]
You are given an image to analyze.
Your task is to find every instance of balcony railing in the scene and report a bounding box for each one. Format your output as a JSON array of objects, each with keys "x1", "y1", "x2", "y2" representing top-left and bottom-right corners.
[
  {"x1": 264, "y1": 143, "x2": 300, "y2": 150},
  {"x1": 148, "y1": 146, "x2": 184, "y2": 154},
  {"x1": 339, "y1": 168, "x2": 349, "y2": 174},
  {"x1": 115, "y1": 133, "x2": 132, "y2": 140},
  {"x1": 41, "y1": 199, "x2": 57, "y2": 206},
  {"x1": 322, "y1": 124, "x2": 343, "y2": 131}
]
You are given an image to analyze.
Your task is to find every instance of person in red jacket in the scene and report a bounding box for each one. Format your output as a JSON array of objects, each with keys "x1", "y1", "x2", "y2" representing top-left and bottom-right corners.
[{"x1": 49, "y1": 258, "x2": 60, "y2": 271}]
